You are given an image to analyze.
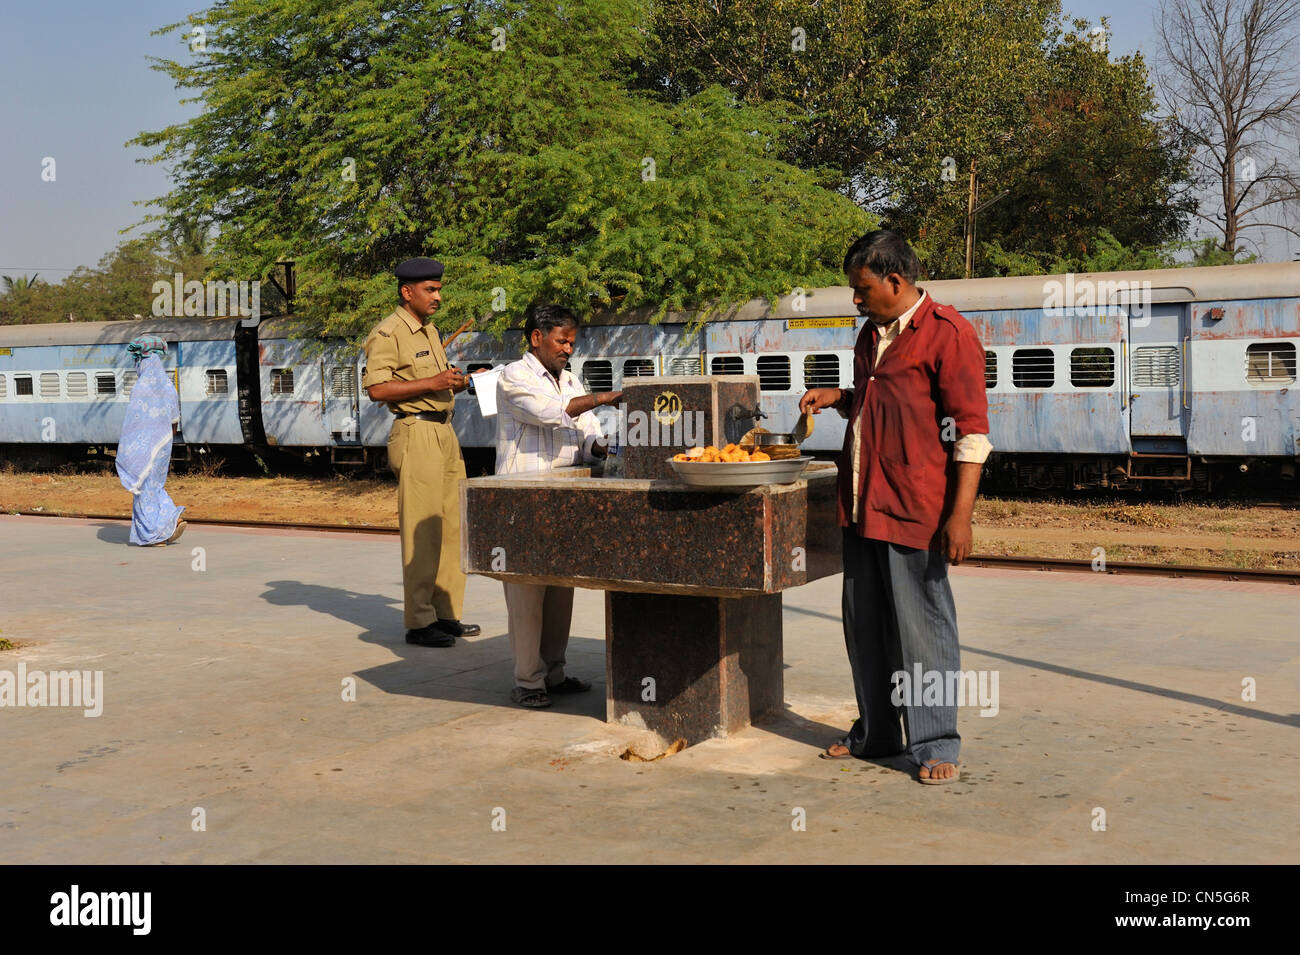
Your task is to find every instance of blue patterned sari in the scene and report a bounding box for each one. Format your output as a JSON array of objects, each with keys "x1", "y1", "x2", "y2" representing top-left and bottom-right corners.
[{"x1": 116, "y1": 354, "x2": 185, "y2": 545}]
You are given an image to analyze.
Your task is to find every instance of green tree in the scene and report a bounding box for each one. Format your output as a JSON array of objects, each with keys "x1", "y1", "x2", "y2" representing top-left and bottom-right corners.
[
  {"x1": 965, "y1": 20, "x2": 1194, "y2": 273},
  {"x1": 980, "y1": 228, "x2": 1255, "y2": 276},
  {"x1": 0, "y1": 237, "x2": 200, "y2": 325},
  {"x1": 640, "y1": 2, "x2": 1192, "y2": 277},
  {"x1": 0, "y1": 274, "x2": 51, "y2": 325},
  {"x1": 131, "y1": 0, "x2": 873, "y2": 337}
]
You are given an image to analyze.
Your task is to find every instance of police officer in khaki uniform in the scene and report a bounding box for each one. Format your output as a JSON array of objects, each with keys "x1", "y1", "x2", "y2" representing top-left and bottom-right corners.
[{"x1": 363, "y1": 257, "x2": 480, "y2": 647}]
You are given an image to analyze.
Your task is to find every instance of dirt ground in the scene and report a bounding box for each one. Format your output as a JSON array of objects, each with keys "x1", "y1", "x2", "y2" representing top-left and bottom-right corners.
[{"x1": 1, "y1": 465, "x2": 1297, "y2": 570}]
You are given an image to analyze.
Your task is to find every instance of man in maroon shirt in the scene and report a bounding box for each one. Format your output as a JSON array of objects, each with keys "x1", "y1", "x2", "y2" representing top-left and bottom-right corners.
[{"x1": 800, "y1": 230, "x2": 991, "y2": 784}]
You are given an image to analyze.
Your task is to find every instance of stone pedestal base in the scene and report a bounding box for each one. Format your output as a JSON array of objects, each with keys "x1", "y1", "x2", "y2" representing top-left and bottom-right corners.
[{"x1": 605, "y1": 591, "x2": 783, "y2": 745}]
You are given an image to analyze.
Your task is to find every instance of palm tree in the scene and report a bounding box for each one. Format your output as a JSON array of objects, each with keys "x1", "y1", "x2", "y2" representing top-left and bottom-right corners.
[{"x1": 2, "y1": 273, "x2": 40, "y2": 293}]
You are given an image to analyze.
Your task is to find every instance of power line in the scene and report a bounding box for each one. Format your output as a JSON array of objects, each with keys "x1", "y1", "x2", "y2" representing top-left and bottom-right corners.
[{"x1": 0, "y1": 266, "x2": 86, "y2": 273}]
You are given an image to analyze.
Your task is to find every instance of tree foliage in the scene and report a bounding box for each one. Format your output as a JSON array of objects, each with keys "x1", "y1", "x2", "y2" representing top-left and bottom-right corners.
[
  {"x1": 130, "y1": 0, "x2": 874, "y2": 337},
  {"x1": 981, "y1": 228, "x2": 1254, "y2": 276},
  {"x1": 640, "y1": 2, "x2": 1193, "y2": 277},
  {"x1": 0, "y1": 238, "x2": 192, "y2": 325}
]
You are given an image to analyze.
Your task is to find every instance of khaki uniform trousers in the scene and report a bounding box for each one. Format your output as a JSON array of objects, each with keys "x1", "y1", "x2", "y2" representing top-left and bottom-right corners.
[
  {"x1": 503, "y1": 581, "x2": 574, "y2": 690},
  {"x1": 387, "y1": 418, "x2": 466, "y2": 629}
]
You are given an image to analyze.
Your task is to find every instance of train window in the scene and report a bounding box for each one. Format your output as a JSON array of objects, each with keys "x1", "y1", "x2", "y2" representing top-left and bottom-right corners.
[
  {"x1": 1069, "y1": 347, "x2": 1115, "y2": 387},
  {"x1": 711, "y1": 356, "x2": 744, "y2": 375},
  {"x1": 65, "y1": 372, "x2": 88, "y2": 398},
  {"x1": 804, "y1": 354, "x2": 839, "y2": 388},
  {"x1": 984, "y1": 351, "x2": 996, "y2": 388},
  {"x1": 757, "y1": 355, "x2": 791, "y2": 392},
  {"x1": 329, "y1": 366, "x2": 356, "y2": 398},
  {"x1": 123, "y1": 371, "x2": 138, "y2": 397},
  {"x1": 1132, "y1": 346, "x2": 1180, "y2": 387},
  {"x1": 206, "y1": 369, "x2": 229, "y2": 396},
  {"x1": 623, "y1": 359, "x2": 655, "y2": 378},
  {"x1": 15, "y1": 375, "x2": 33, "y2": 396},
  {"x1": 271, "y1": 368, "x2": 295, "y2": 396},
  {"x1": 0, "y1": 375, "x2": 6, "y2": 398},
  {"x1": 1245, "y1": 342, "x2": 1297, "y2": 383},
  {"x1": 581, "y1": 360, "x2": 613, "y2": 392},
  {"x1": 1011, "y1": 349, "x2": 1054, "y2": 388},
  {"x1": 39, "y1": 372, "x2": 60, "y2": 398},
  {"x1": 96, "y1": 373, "x2": 116, "y2": 397},
  {"x1": 669, "y1": 357, "x2": 701, "y2": 375}
]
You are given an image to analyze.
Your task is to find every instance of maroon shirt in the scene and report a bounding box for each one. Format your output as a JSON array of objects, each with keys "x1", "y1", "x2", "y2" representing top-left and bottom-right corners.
[{"x1": 837, "y1": 293, "x2": 989, "y2": 551}]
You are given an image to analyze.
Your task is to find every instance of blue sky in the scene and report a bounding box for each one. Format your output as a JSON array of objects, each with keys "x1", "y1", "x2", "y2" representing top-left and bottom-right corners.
[{"x1": 4, "y1": 0, "x2": 1245, "y2": 282}]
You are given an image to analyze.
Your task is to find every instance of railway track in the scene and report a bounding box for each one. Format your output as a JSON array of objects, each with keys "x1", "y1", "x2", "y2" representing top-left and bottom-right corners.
[{"x1": 8, "y1": 510, "x2": 1298, "y2": 585}]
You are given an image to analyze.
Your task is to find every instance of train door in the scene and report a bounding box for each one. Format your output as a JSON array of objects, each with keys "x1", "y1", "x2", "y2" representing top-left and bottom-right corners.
[
  {"x1": 323, "y1": 356, "x2": 360, "y2": 443},
  {"x1": 1127, "y1": 304, "x2": 1188, "y2": 446}
]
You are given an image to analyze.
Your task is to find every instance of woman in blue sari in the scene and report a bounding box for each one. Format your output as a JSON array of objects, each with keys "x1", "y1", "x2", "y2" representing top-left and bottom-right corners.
[{"x1": 116, "y1": 335, "x2": 187, "y2": 546}]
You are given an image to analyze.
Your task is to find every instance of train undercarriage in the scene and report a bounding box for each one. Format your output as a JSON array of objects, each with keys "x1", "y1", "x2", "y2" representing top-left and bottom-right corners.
[{"x1": 984, "y1": 453, "x2": 1298, "y2": 494}]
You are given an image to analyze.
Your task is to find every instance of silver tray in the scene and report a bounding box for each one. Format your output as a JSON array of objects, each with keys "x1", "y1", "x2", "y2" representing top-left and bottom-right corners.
[{"x1": 667, "y1": 456, "x2": 813, "y2": 488}]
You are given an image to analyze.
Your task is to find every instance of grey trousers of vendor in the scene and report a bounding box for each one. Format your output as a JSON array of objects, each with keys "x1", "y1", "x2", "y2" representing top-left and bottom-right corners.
[
  {"x1": 503, "y1": 581, "x2": 574, "y2": 690},
  {"x1": 840, "y1": 530, "x2": 962, "y2": 767}
]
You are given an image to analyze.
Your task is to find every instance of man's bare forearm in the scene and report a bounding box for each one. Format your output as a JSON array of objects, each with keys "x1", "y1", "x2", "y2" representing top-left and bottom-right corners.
[
  {"x1": 949, "y1": 460, "x2": 982, "y2": 520},
  {"x1": 566, "y1": 391, "x2": 624, "y2": 417}
]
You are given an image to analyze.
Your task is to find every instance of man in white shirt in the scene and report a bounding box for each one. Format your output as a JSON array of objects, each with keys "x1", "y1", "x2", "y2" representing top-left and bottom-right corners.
[{"x1": 495, "y1": 304, "x2": 624, "y2": 708}]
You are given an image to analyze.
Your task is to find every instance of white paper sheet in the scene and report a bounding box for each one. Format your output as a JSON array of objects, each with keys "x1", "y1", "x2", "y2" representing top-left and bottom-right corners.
[{"x1": 473, "y1": 366, "x2": 504, "y2": 417}]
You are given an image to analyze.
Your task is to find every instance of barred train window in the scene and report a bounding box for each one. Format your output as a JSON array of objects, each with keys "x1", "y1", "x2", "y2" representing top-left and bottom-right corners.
[
  {"x1": 1011, "y1": 349, "x2": 1054, "y2": 389},
  {"x1": 622, "y1": 359, "x2": 655, "y2": 379},
  {"x1": 39, "y1": 372, "x2": 60, "y2": 398},
  {"x1": 65, "y1": 372, "x2": 88, "y2": 398},
  {"x1": 96, "y1": 373, "x2": 117, "y2": 396},
  {"x1": 15, "y1": 375, "x2": 33, "y2": 396},
  {"x1": 581, "y1": 360, "x2": 613, "y2": 392},
  {"x1": 271, "y1": 368, "x2": 294, "y2": 395},
  {"x1": 123, "y1": 371, "x2": 138, "y2": 396},
  {"x1": 669, "y1": 356, "x2": 701, "y2": 375},
  {"x1": 206, "y1": 369, "x2": 229, "y2": 396},
  {"x1": 803, "y1": 354, "x2": 839, "y2": 388},
  {"x1": 984, "y1": 351, "x2": 996, "y2": 388},
  {"x1": 1070, "y1": 347, "x2": 1115, "y2": 387},
  {"x1": 756, "y1": 355, "x2": 791, "y2": 392},
  {"x1": 1245, "y1": 342, "x2": 1296, "y2": 383},
  {"x1": 0, "y1": 375, "x2": 6, "y2": 398},
  {"x1": 710, "y1": 356, "x2": 743, "y2": 375},
  {"x1": 328, "y1": 366, "x2": 355, "y2": 398}
]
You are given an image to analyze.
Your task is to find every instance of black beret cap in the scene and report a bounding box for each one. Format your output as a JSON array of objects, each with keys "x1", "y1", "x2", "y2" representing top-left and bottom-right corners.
[{"x1": 395, "y1": 256, "x2": 445, "y2": 282}]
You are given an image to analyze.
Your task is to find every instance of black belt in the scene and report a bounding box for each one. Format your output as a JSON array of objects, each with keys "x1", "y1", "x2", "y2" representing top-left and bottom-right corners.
[{"x1": 395, "y1": 410, "x2": 451, "y2": 423}]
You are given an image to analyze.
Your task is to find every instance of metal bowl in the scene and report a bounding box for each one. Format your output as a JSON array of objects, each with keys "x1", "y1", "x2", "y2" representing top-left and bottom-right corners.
[
  {"x1": 752, "y1": 432, "x2": 798, "y2": 447},
  {"x1": 667, "y1": 456, "x2": 813, "y2": 488}
]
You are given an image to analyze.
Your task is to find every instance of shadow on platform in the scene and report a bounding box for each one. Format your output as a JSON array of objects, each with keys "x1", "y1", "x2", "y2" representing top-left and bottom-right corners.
[{"x1": 258, "y1": 579, "x2": 606, "y2": 720}]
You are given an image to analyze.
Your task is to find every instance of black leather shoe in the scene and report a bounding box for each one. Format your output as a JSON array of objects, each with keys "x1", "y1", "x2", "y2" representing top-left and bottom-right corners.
[
  {"x1": 434, "y1": 619, "x2": 480, "y2": 638},
  {"x1": 405, "y1": 624, "x2": 455, "y2": 647}
]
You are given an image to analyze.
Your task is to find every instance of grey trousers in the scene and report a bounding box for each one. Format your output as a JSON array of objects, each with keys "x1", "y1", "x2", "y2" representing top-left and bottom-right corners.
[
  {"x1": 503, "y1": 581, "x2": 574, "y2": 690},
  {"x1": 840, "y1": 530, "x2": 962, "y2": 767}
]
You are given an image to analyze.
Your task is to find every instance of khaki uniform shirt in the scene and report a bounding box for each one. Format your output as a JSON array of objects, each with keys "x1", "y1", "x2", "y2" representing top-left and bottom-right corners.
[{"x1": 361, "y1": 307, "x2": 455, "y2": 414}]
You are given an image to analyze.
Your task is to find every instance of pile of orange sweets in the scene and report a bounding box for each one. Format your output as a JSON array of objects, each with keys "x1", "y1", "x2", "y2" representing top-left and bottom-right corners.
[{"x1": 672, "y1": 444, "x2": 771, "y2": 463}]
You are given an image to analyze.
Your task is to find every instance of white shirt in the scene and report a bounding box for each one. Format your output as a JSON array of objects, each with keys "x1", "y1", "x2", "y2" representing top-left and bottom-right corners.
[
  {"x1": 844, "y1": 291, "x2": 993, "y2": 521},
  {"x1": 494, "y1": 351, "x2": 605, "y2": 475}
]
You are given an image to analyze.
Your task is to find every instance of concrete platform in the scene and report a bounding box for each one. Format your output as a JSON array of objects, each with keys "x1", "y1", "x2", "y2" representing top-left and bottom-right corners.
[{"x1": 0, "y1": 514, "x2": 1296, "y2": 864}]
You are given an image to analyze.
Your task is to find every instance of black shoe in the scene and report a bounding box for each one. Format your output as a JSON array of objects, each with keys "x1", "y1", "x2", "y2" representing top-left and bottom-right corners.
[
  {"x1": 405, "y1": 624, "x2": 455, "y2": 647},
  {"x1": 545, "y1": 676, "x2": 591, "y2": 695},
  {"x1": 434, "y1": 619, "x2": 480, "y2": 638}
]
